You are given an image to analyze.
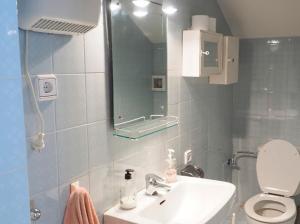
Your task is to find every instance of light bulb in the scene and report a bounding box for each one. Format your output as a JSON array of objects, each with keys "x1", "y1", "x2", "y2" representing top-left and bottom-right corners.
[
  {"x1": 110, "y1": 1, "x2": 121, "y2": 11},
  {"x1": 132, "y1": 0, "x2": 150, "y2": 8},
  {"x1": 133, "y1": 10, "x2": 148, "y2": 17},
  {"x1": 162, "y1": 5, "x2": 178, "y2": 15}
]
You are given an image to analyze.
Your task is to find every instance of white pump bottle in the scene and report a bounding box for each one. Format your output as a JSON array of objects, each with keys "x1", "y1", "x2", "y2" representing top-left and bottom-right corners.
[{"x1": 165, "y1": 149, "x2": 177, "y2": 183}]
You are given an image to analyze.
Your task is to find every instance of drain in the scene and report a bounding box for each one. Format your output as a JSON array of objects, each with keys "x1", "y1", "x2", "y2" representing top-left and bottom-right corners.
[{"x1": 160, "y1": 200, "x2": 166, "y2": 205}]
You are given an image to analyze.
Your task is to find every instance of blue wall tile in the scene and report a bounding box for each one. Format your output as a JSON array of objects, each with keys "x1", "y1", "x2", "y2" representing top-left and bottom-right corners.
[
  {"x1": 0, "y1": 0, "x2": 30, "y2": 223},
  {"x1": 0, "y1": 169, "x2": 30, "y2": 224},
  {"x1": 0, "y1": 0, "x2": 22, "y2": 76},
  {"x1": 0, "y1": 77, "x2": 27, "y2": 171}
]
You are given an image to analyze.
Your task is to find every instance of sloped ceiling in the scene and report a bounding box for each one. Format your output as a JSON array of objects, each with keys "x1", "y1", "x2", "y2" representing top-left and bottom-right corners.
[
  {"x1": 123, "y1": 0, "x2": 165, "y2": 43},
  {"x1": 217, "y1": 0, "x2": 300, "y2": 38}
]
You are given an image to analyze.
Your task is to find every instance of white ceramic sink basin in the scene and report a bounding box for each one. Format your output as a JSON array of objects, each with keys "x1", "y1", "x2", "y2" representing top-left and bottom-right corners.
[{"x1": 105, "y1": 176, "x2": 236, "y2": 224}]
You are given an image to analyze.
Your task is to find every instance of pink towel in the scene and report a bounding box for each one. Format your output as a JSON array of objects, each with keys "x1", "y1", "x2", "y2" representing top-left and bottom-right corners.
[{"x1": 64, "y1": 185, "x2": 100, "y2": 224}]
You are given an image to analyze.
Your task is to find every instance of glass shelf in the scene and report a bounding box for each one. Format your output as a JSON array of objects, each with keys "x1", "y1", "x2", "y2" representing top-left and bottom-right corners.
[{"x1": 113, "y1": 116, "x2": 179, "y2": 140}]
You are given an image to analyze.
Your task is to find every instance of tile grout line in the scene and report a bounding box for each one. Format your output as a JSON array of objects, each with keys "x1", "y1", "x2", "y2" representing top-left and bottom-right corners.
[{"x1": 83, "y1": 32, "x2": 92, "y2": 193}]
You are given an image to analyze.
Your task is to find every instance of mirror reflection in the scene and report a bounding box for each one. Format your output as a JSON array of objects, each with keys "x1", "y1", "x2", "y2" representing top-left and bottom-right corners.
[{"x1": 110, "y1": 0, "x2": 167, "y2": 126}]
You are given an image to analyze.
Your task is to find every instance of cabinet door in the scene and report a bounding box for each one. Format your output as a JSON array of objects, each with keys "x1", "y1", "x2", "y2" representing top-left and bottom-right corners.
[
  {"x1": 226, "y1": 36, "x2": 239, "y2": 83},
  {"x1": 209, "y1": 36, "x2": 239, "y2": 85},
  {"x1": 182, "y1": 30, "x2": 223, "y2": 77},
  {"x1": 201, "y1": 31, "x2": 223, "y2": 75}
]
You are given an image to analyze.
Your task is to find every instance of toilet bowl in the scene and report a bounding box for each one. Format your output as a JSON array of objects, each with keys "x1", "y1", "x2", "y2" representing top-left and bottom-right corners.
[
  {"x1": 245, "y1": 193, "x2": 296, "y2": 224},
  {"x1": 244, "y1": 139, "x2": 300, "y2": 224}
]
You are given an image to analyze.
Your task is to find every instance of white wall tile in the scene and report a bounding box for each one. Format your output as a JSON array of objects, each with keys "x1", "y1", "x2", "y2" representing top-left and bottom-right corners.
[
  {"x1": 206, "y1": 150, "x2": 227, "y2": 181},
  {"x1": 167, "y1": 20, "x2": 183, "y2": 72},
  {"x1": 27, "y1": 133, "x2": 58, "y2": 196},
  {"x1": 88, "y1": 121, "x2": 110, "y2": 168},
  {"x1": 167, "y1": 75, "x2": 180, "y2": 105},
  {"x1": 19, "y1": 31, "x2": 54, "y2": 75},
  {"x1": 190, "y1": 99, "x2": 209, "y2": 132},
  {"x1": 180, "y1": 78, "x2": 191, "y2": 102},
  {"x1": 57, "y1": 126, "x2": 89, "y2": 184},
  {"x1": 180, "y1": 133, "x2": 191, "y2": 162},
  {"x1": 179, "y1": 100, "x2": 191, "y2": 133},
  {"x1": 53, "y1": 35, "x2": 85, "y2": 74},
  {"x1": 55, "y1": 75, "x2": 87, "y2": 130},
  {"x1": 90, "y1": 164, "x2": 118, "y2": 216},
  {"x1": 31, "y1": 188, "x2": 60, "y2": 224},
  {"x1": 114, "y1": 153, "x2": 147, "y2": 191},
  {"x1": 86, "y1": 73, "x2": 107, "y2": 122},
  {"x1": 85, "y1": 24, "x2": 105, "y2": 73}
]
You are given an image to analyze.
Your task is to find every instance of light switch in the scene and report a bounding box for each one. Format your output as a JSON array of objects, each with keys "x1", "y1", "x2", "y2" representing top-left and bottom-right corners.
[{"x1": 36, "y1": 74, "x2": 58, "y2": 101}]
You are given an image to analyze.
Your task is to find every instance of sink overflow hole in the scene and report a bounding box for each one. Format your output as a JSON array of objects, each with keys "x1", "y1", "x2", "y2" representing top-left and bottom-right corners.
[{"x1": 159, "y1": 200, "x2": 166, "y2": 205}]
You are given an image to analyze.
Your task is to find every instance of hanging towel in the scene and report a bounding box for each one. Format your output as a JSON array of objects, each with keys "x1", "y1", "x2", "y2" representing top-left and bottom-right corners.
[{"x1": 64, "y1": 184, "x2": 100, "y2": 224}]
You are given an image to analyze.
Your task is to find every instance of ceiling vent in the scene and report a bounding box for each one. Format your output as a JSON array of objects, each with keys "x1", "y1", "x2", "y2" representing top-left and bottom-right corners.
[{"x1": 18, "y1": 0, "x2": 100, "y2": 35}]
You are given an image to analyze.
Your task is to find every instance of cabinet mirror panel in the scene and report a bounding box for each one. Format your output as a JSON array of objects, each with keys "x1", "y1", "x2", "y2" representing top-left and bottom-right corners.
[{"x1": 204, "y1": 41, "x2": 218, "y2": 67}]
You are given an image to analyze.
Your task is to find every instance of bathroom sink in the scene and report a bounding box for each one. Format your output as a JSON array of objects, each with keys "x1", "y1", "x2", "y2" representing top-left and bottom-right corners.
[{"x1": 104, "y1": 176, "x2": 236, "y2": 224}]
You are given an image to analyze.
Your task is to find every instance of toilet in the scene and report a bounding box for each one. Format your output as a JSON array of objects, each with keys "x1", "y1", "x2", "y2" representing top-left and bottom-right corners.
[{"x1": 244, "y1": 139, "x2": 300, "y2": 224}]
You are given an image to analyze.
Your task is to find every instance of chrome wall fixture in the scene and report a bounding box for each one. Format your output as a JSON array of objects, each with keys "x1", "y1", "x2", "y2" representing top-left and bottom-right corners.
[
  {"x1": 30, "y1": 208, "x2": 41, "y2": 222},
  {"x1": 227, "y1": 151, "x2": 257, "y2": 170},
  {"x1": 30, "y1": 200, "x2": 41, "y2": 222}
]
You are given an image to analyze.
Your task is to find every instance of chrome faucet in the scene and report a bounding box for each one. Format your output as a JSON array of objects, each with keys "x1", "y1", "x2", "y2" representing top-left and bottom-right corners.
[{"x1": 145, "y1": 174, "x2": 171, "y2": 195}]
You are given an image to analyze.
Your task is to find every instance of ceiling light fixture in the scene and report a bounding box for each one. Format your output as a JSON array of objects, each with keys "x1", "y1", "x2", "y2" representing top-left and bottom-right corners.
[
  {"x1": 132, "y1": 0, "x2": 150, "y2": 8},
  {"x1": 133, "y1": 9, "x2": 148, "y2": 17},
  {"x1": 162, "y1": 5, "x2": 178, "y2": 15}
]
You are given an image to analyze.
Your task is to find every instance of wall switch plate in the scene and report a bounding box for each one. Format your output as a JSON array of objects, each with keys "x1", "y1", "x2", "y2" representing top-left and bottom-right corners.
[
  {"x1": 184, "y1": 149, "x2": 192, "y2": 164},
  {"x1": 36, "y1": 74, "x2": 58, "y2": 101}
]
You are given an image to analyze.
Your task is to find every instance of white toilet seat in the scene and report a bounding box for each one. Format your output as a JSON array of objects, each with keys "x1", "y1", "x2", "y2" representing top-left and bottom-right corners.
[{"x1": 244, "y1": 193, "x2": 296, "y2": 223}]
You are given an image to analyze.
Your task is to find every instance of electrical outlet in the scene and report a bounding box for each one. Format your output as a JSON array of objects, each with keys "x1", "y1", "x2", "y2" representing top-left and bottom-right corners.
[
  {"x1": 184, "y1": 149, "x2": 192, "y2": 164},
  {"x1": 36, "y1": 74, "x2": 58, "y2": 101}
]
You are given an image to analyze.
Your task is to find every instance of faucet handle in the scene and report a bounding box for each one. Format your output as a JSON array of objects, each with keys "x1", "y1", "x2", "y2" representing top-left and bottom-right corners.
[
  {"x1": 145, "y1": 173, "x2": 164, "y2": 182},
  {"x1": 145, "y1": 173, "x2": 170, "y2": 195}
]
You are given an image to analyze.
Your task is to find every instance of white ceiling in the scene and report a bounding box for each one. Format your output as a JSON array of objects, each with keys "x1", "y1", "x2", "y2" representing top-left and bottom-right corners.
[{"x1": 217, "y1": 0, "x2": 300, "y2": 38}]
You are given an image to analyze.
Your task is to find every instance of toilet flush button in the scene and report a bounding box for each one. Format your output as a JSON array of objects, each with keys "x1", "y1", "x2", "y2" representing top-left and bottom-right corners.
[{"x1": 36, "y1": 75, "x2": 58, "y2": 101}]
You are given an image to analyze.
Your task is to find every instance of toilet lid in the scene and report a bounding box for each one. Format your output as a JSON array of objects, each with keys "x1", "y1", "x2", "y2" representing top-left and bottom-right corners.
[{"x1": 257, "y1": 139, "x2": 300, "y2": 197}]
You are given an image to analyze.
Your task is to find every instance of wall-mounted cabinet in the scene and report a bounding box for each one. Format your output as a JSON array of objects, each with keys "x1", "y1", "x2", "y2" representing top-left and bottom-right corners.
[
  {"x1": 209, "y1": 36, "x2": 239, "y2": 85},
  {"x1": 182, "y1": 30, "x2": 223, "y2": 77}
]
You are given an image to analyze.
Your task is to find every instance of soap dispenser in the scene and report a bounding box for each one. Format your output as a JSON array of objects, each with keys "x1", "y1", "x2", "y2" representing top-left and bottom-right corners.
[
  {"x1": 120, "y1": 169, "x2": 137, "y2": 210},
  {"x1": 165, "y1": 149, "x2": 177, "y2": 183}
]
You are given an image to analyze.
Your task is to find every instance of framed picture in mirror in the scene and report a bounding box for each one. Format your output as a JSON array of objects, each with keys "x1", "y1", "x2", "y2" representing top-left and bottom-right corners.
[{"x1": 152, "y1": 75, "x2": 166, "y2": 91}]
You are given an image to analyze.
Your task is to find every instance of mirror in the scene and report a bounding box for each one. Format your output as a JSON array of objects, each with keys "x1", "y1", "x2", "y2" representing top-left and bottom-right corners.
[
  {"x1": 200, "y1": 31, "x2": 223, "y2": 75},
  {"x1": 204, "y1": 41, "x2": 218, "y2": 67},
  {"x1": 109, "y1": 0, "x2": 167, "y2": 126}
]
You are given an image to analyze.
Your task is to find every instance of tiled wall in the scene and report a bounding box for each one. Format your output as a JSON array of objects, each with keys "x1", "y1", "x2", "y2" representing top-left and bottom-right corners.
[
  {"x1": 167, "y1": 0, "x2": 233, "y2": 181},
  {"x1": 0, "y1": 0, "x2": 30, "y2": 223},
  {"x1": 233, "y1": 38, "x2": 300, "y2": 205},
  {"x1": 21, "y1": 5, "x2": 166, "y2": 223},
  {"x1": 20, "y1": 0, "x2": 233, "y2": 223}
]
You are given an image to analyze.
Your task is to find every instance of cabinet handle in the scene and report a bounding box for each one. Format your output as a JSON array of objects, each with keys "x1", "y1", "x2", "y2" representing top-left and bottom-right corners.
[{"x1": 201, "y1": 50, "x2": 210, "y2": 56}]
